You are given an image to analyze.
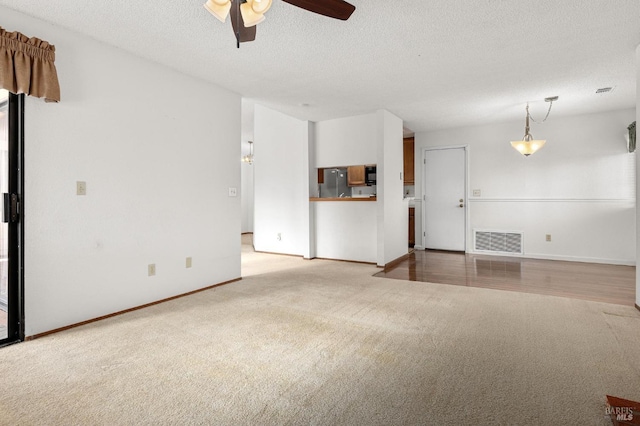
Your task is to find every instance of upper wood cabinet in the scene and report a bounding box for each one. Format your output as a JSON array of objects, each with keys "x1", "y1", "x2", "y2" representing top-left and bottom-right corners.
[
  {"x1": 347, "y1": 165, "x2": 365, "y2": 186},
  {"x1": 403, "y1": 137, "x2": 415, "y2": 184}
]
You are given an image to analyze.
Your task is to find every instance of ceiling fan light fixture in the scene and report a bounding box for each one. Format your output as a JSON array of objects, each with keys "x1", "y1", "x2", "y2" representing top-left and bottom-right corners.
[
  {"x1": 240, "y1": 0, "x2": 271, "y2": 27},
  {"x1": 203, "y1": 0, "x2": 355, "y2": 45},
  {"x1": 204, "y1": 0, "x2": 232, "y2": 23},
  {"x1": 250, "y1": 0, "x2": 272, "y2": 14}
]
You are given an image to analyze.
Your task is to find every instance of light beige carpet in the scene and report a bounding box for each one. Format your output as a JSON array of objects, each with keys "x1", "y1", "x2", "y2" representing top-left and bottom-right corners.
[{"x1": 0, "y1": 237, "x2": 638, "y2": 425}]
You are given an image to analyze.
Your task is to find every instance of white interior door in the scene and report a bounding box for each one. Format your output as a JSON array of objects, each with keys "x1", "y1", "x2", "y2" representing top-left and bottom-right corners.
[{"x1": 423, "y1": 147, "x2": 466, "y2": 251}]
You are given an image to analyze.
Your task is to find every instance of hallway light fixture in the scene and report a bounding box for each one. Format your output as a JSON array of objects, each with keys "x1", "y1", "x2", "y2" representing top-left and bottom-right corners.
[
  {"x1": 510, "y1": 96, "x2": 558, "y2": 157},
  {"x1": 242, "y1": 141, "x2": 254, "y2": 164}
]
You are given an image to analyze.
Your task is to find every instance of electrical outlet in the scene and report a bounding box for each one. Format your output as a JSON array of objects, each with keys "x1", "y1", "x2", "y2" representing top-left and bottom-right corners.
[
  {"x1": 148, "y1": 263, "x2": 156, "y2": 276},
  {"x1": 277, "y1": 233, "x2": 282, "y2": 241},
  {"x1": 546, "y1": 234, "x2": 552, "y2": 242},
  {"x1": 77, "y1": 181, "x2": 87, "y2": 196},
  {"x1": 186, "y1": 257, "x2": 192, "y2": 268},
  {"x1": 472, "y1": 189, "x2": 481, "y2": 197}
]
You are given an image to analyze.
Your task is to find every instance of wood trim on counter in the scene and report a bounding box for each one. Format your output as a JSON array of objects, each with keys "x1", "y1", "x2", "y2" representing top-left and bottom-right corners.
[{"x1": 309, "y1": 197, "x2": 377, "y2": 202}]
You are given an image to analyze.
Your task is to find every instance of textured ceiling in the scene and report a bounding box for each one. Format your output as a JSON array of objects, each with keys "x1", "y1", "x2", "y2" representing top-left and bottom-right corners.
[{"x1": 1, "y1": 0, "x2": 638, "y2": 133}]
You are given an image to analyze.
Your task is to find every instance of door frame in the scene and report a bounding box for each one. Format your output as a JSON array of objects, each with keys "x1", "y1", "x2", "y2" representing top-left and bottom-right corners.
[
  {"x1": 1, "y1": 92, "x2": 25, "y2": 346},
  {"x1": 420, "y1": 145, "x2": 470, "y2": 252}
]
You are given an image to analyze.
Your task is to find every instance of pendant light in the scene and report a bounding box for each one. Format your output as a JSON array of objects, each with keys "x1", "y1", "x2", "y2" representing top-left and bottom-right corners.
[
  {"x1": 242, "y1": 141, "x2": 254, "y2": 164},
  {"x1": 510, "y1": 97, "x2": 557, "y2": 157}
]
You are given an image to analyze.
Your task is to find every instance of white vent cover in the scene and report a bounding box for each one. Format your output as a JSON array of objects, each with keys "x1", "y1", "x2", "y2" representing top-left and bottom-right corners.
[
  {"x1": 596, "y1": 87, "x2": 614, "y2": 94},
  {"x1": 474, "y1": 230, "x2": 523, "y2": 254}
]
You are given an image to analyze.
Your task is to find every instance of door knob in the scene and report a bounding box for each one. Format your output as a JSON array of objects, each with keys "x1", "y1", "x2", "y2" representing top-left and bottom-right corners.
[
  {"x1": 459, "y1": 203, "x2": 464, "y2": 208},
  {"x1": 459, "y1": 199, "x2": 464, "y2": 202}
]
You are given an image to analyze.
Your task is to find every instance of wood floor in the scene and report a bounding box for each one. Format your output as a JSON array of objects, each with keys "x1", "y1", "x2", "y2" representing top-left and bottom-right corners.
[{"x1": 375, "y1": 250, "x2": 636, "y2": 306}]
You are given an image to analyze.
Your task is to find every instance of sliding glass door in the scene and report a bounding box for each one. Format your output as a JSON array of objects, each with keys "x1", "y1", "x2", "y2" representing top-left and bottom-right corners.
[
  {"x1": 0, "y1": 90, "x2": 8, "y2": 340},
  {"x1": 0, "y1": 89, "x2": 24, "y2": 346}
]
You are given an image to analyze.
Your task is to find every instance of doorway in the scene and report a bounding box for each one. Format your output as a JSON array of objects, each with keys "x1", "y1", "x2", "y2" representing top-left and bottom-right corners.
[
  {"x1": 0, "y1": 89, "x2": 24, "y2": 346},
  {"x1": 422, "y1": 146, "x2": 467, "y2": 251}
]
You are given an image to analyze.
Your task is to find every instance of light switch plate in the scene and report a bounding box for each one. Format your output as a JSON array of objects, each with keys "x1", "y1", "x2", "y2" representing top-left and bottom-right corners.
[
  {"x1": 472, "y1": 189, "x2": 481, "y2": 197},
  {"x1": 228, "y1": 187, "x2": 237, "y2": 197},
  {"x1": 148, "y1": 264, "x2": 156, "y2": 276},
  {"x1": 186, "y1": 257, "x2": 192, "y2": 268},
  {"x1": 77, "y1": 181, "x2": 87, "y2": 196}
]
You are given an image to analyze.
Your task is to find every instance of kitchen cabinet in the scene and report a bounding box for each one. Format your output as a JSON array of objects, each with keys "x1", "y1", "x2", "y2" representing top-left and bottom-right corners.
[
  {"x1": 409, "y1": 207, "x2": 415, "y2": 247},
  {"x1": 317, "y1": 168, "x2": 324, "y2": 184},
  {"x1": 347, "y1": 165, "x2": 365, "y2": 186},
  {"x1": 403, "y1": 137, "x2": 415, "y2": 184}
]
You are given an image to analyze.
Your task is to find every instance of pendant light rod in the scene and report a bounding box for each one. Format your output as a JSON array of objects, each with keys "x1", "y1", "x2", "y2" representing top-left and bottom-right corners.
[{"x1": 524, "y1": 103, "x2": 531, "y2": 140}]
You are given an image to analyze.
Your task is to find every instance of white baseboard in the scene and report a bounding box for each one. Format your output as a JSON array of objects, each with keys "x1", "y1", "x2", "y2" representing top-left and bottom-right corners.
[
  {"x1": 415, "y1": 245, "x2": 633, "y2": 266},
  {"x1": 467, "y1": 250, "x2": 635, "y2": 266}
]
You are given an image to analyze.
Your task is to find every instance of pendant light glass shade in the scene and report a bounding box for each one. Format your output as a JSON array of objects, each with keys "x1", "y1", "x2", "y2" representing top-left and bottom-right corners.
[
  {"x1": 510, "y1": 139, "x2": 546, "y2": 156},
  {"x1": 241, "y1": 0, "x2": 272, "y2": 27},
  {"x1": 204, "y1": 0, "x2": 232, "y2": 23}
]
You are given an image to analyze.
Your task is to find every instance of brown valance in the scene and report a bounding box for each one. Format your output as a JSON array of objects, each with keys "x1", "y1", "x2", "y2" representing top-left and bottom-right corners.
[{"x1": 0, "y1": 26, "x2": 60, "y2": 102}]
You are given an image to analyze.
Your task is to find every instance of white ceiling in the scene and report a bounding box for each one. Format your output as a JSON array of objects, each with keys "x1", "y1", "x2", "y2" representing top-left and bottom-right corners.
[{"x1": 1, "y1": 0, "x2": 638, "y2": 133}]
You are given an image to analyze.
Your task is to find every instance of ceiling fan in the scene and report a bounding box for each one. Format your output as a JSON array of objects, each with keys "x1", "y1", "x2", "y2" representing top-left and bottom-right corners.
[{"x1": 204, "y1": 0, "x2": 356, "y2": 47}]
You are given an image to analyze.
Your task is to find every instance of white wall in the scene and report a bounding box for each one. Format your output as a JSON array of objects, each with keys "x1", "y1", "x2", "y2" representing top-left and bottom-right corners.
[
  {"x1": 241, "y1": 158, "x2": 254, "y2": 233},
  {"x1": 314, "y1": 202, "x2": 377, "y2": 263},
  {"x1": 312, "y1": 110, "x2": 405, "y2": 265},
  {"x1": 315, "y1": 113, "x2": 377, "y2": 167},
  {"x1": 253, "y1": 105, "x2": 309, "y2": 255},
  {"x1": 303, "y1": 122, "x2": 316, "y2": 259},
  {"x1": 3, "y1": 8, "x2": 242, "y2": 336},
  {"x1": 252, "y1": 107, "x2": 405, "y2": 265},
  {"x1": 377, "y1": 110, "x2": 407, "y2": 266},
  {"x1": 312, "y1": 112, "x2": 378, "y2": 263},
  {"x1": 241, "y1": 100, "x2": 255, "y2": 234},
  {"x1": 415, "y1": 108, "x2": 636, "y2": 265},
  {"x1": 636, "y1": 44, "x2": 640, "y2": 307}
]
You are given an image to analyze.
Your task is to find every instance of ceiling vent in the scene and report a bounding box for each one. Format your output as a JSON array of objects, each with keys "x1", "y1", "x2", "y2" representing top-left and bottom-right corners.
[{"x1": 595, "y1": 87, "x2": 614, "y2": 94}]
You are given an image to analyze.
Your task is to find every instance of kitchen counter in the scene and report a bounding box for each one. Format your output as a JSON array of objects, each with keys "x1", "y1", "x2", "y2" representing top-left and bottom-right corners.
[{"x1": 310, "y1": 197, "x2": 377, "y2": 202}]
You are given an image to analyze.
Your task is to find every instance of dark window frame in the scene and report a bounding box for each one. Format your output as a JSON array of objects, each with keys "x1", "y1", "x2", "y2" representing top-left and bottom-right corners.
[{"x1": 1, "y1": 92, "x2": 25, "y2": 346}]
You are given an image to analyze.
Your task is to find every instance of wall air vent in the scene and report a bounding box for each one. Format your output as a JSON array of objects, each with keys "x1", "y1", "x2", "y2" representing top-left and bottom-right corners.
[
  {"x1": 595, "y1": 87, "x2": 614, "y2": 94},
  {"x1": 474, "y1": 230, "x2": 523, "y2": 255}
]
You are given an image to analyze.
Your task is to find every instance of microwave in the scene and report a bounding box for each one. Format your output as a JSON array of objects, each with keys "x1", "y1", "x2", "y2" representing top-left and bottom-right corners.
[{"x1": 365, "y1": 165, "x2": 376, "y2": 186}]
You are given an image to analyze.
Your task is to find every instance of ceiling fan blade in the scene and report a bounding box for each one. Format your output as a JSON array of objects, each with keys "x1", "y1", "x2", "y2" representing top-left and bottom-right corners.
[
  {"x1": 230, "y1": 2, "x2": 256, "y2": 44},
  {"x1": 282, "y1": 0, "x2": 355, "y2": 20}
]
